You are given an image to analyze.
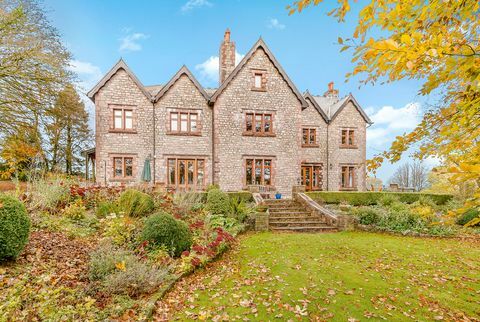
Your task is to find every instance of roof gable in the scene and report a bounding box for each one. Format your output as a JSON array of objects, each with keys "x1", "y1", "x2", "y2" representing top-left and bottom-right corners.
[
  {"x1": 209, "y1": 38, "x2": 308, "y2": 108},
  {"x1": 87, "y1": 58, "x2": 152, "y2": 102},
  {"x1": 153, "y1": 65, "x2": 209, "y2": 102},
  {"x1": 330, "y1": 94, "x2": 373, "y2": 124},
  {"x1": 304, "y1": 91, "x2": 329, "y2": 123}
]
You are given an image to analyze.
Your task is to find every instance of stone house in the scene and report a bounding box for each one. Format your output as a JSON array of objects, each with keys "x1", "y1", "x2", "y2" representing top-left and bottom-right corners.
[{"x1": 87, "y1": 30, "x2": 372, "y2": 195}]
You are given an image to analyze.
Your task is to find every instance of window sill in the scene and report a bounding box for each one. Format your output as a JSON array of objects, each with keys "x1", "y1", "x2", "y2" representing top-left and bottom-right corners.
[
  {"x1": 109, "y1": 129, "x2": 137, "y2": 134},
  {"x1": 251, "y1": 87, "x2": 267, "y2": 92},
  {"x1": 242, "y1": 132, "x2": 276, "y2": 137},
  {"x1": 302, "y1": 144, "x2": 319, "y2": 148},
  {"x1": 166, "y1": 132, "x2": 202, "y2": 136},
  {"x1": 340, "y1": 145, "x2": 358, "y2": 149}
]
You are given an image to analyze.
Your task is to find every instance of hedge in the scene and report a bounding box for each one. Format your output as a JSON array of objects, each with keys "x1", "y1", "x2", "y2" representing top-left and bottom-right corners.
[
  {"x1": 306, "y1": 191, "x2": 453, "y2": 206},
  {"x1": 186, "y1": 191, "x2": 253, "y2": 203}
]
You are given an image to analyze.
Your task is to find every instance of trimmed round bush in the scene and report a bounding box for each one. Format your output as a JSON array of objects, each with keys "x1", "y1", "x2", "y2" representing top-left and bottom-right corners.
[
  {"x1": 140, "y1": 212, "x2": 192, "y2": 257},
  {"x1": 355, "y1": 207, "x2": 381, "y2": 225},
  {"x1": 206, "y1": 188, "x2": 230, "y2": 216},
  {"x1": 117, "y1": 189, "x2": 154, "y2": 217},
  {"x1": 456, "y1": 208, "x2": 479, "y2": 226},
  {"x1": 0, "y1": 194, "x2": 30, "y2": 261}
]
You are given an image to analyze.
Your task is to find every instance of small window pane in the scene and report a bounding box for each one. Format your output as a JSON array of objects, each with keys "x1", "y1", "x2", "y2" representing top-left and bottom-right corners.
[
  {"x1": 246, "y1": 159, "x2": 253, "y2": 184},
  {"x1": 125, "y1": 158, "x2": 133, "y2": 177},
  {"x1": 171, "y1": 113, "x2": 178, "y2": 132},
  {"x1": 168, "y1": 159, "x2": 176, "y2": 184},
  {"x1": 302, "y1": 129, "x2": 308, "y2": 145},
  {"x1": 190, "y1": 114, "x2": 198, "y2": 132},
  {"x1": 255, "y1": 115, "x2": 262, "y2": 132},
  {"x1": 178, "y1": 160, "x2": 186, "y2": 184},
  {"x1": 187, "y1": 161, "x2": 194, "y2": 185},
  {"x1": 125, "y1": 110, "x2": 133, "y2": 129},
  {"x1": 246, "y1": 114, "x2": 253, "y2": 132},
  {"x1": 264, "y1": 115, "x2": 271, "y2": 132},
  {"x1": 255, "y1": 160, "x2": 262, "y2": 184},
  {"x1": 197, "y1": 160, "x2": 204, "y2": 186},
  {"x1": 114, "y1": 110, "x2": 122, "y2": 129},
  {"x1": 114, "y1": 158, "x2": 123, "y2": 177},
  {"x1": 309, "y1": 129, "x2": 316, "y2": 144},
  {"x1": 180, "y1": 113, "x2": 188, "y2": 132},
  {"x1": 341, "y1": 130, "x2": 347, "y2": 145},
  {"x1": 254, "y1": 74, "x2": 262, "y2": 88}
]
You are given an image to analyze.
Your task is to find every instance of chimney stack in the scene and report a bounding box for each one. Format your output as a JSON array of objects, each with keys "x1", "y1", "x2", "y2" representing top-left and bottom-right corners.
[
  {"x1": 219, "y1": 28, "x2": 236, "y2": 85},
  {"x1": 324, "y1": 81, "x2": 339, "y2": 102}
]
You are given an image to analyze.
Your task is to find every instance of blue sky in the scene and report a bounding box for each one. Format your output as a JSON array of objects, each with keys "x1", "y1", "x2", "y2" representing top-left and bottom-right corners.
[{"x1": 43, "y1": 0, "x2": 436, "y2": 183}]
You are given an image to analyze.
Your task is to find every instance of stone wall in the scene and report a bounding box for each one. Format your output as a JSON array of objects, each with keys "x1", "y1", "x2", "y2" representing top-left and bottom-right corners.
[
  {"x1": 213, "y1": 48, "x2": 303, "y2": 196},
  {"x1": 153, "y1": 74, "x2": 213, "y2": 189},
  {"x1": 327, "y1": 101, "x2": 367, "y2": 191},
  {"x1": 93, "y1": 69, "x2": 153, "y2": 185}
]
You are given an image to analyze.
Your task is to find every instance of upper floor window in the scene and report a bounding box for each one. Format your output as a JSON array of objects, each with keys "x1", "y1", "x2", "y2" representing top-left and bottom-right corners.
[
  {"x1": 245, "y1": 158, "x2": 272, "y2": 186},
  {"x1": 341, "y1": 129, "x2": 356, "y2": 148},
  {"x1": 112, "y1": 108, "x2": 134, "y2": 131},
  {"x1": 302, "y1": 128, "x2": 317, "y2": 147},
  {"x1": 113, "y1": 156, "x2": 133, "y2": 178},
  {"x1": 169, "y1": 111, "x2": 199, "y2": 134},
  {"x1": 341, "y1": 165, "x2": 356, "y2": 190},
  {"x1": 251, "y1": 70, "x2": 266, "y2": 91},
  {"x1": 245, "y1": 113, "x2": 273, "y2": 136}
]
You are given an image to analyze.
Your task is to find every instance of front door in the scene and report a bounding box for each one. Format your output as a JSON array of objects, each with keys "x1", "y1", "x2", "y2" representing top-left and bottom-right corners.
[{"x1": 301, "y1": 164, "x2": 323, "y2": 191}]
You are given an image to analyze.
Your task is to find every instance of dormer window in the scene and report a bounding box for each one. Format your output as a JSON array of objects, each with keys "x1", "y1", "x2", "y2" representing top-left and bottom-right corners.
[{"x1": 251, "y1": 69, "x2": 266, "y2": 91}]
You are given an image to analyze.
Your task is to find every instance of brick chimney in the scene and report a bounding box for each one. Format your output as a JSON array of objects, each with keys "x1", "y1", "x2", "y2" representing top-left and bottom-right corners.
[
  {"x1": 219, "y1": 28, "x2": 236, "y2": 85},
  {"x1": 323, "y1": 81, "x2": 339, "y2": 102}
]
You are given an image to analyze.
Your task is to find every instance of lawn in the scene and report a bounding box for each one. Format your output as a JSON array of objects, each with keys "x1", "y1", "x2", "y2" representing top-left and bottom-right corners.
[{"x1": 155, "y1": 232, "x2": 480, "y2": 321}]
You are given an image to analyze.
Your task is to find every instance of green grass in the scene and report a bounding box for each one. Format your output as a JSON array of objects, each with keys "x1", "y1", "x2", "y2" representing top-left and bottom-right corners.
[{"x1": 170, "y1": 232, "x2": 480, "y2": 321}]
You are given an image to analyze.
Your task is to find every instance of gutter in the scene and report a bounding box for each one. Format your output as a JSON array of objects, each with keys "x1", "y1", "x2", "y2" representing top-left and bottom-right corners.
[
  {"x1": 151, "y1": 98, "x2": 156, "y2": 185},
  {"x1": 326, "y1": 120, "x2": 329, "y2": 191}
]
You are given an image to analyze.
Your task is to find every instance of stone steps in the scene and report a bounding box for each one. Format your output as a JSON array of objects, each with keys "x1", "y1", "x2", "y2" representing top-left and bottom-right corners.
[{"x1": 265, "y1": 199, "x2": 337, "y2": 233}]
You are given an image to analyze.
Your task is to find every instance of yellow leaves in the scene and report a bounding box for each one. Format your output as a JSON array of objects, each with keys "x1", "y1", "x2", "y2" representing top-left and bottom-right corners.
[
  {"x1": 338, "y1": 36, "x2": 343, "y2": 44},
  {"x1": 115, "y1": 261, "x2": 126, "y2": 271},
  {"x1": 400, "y1": 34, "x2": 411, "y2": 45},
  {"x1": 406, "y1": 61, "x2": 414, "y2": 70},
  {"x1": 465, "y1": 217, "x2": 480, "y2": 227}
]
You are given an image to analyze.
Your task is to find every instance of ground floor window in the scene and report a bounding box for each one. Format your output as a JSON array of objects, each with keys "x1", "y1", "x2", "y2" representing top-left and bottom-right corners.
[
  {"x1": 113, "y1": 156, "x2": 133, "y2": 178},
  {"x1": 341, "y1": 165, "x2": 356, "y2": 189},
  {"x1": 167, "y1": 158, "x2": 205, "y2": 190},
  {"x1": 245, "y1": 158, "x2": 272, "y2": 186},
  {"x1": 301, "y1": 164, "x2": 323, "y2": 191}
]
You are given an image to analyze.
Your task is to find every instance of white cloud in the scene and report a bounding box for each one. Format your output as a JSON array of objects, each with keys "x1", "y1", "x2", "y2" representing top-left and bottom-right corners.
[
  {"x1": 267, "y1": 18, "x2": 286, "y2": 30},
  {"x1": 367, "y1": 102, "x2": 422, "y2": 149},
  {"x1": 195, "y1": 51, "x2": 244, "y2": 85},
  {"x1": 119, "y1": 32, "x2": 149, "y2": 52},
  {"x1": 181, "y1": 0, "x2": 212, "y2": 13}
]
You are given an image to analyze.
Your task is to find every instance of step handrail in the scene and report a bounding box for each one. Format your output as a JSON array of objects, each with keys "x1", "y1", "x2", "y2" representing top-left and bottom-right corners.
[{"x1": 294, "y1": 192, "x2": 338, "y2": 226}]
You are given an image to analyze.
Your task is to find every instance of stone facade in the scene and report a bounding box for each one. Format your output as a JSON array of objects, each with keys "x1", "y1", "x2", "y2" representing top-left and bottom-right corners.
[{"x1": 87, "y1": 30, "x2": 372, "y2": 194}]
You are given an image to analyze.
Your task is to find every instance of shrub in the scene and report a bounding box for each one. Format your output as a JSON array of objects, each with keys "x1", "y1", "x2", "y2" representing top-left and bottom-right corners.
[
  {"x1": 206, "y1": 213, "x2": 238, "y2": 230},
  {"x1": 173, "y1": 192, "x2": 205, "y2": 214},
  {"x1": 96, "y1": 201, "x2": 119, "y2": 217},
  {"x1": 29, "y1": 177, "x2": 72, "y2": 212},
  {"x1": 103, "y1": 215, "x2": 138, "y2": 246},
  {"x1": 88, "y1": 243, "x2": 168, "y2": 297},
  {"x1": 228, "y1": 196, "x2": 253, "y2": 223},
  {"x1": 117, "y1": 189, "x2": 154, "y2": 217},
  {"x1": 355, "y1": 207, "x2": 381, "y2": 225},
  {"x1": 103, "y1": 259, "x2": 168, "y2": 297},
  {"x1": 378, "y1": 209, "x2": 426, "y2": 233},
  {"x1": 89, "y1": 243, "x2": 135, "y2": 281},
  {"x1": 0, "y1": 194, "x2": 30, "y2": 261},
  {"x1": 205, "y1": 188, "x2": 230, "y2": 216},
  {"x1": 227, "y1": 191, "x2": 253, "y2": 203},
  {"x1": 456, "y1": 208, "x2": 480, "y2": 226},
  {"x1": 307, "y1": 191, "x2": 452, "y2": 206},
  {"x1": 140, "y1": 212, "x2": 192, "y2": 257},
  {"x1": 61, "y1": 199, "x2": 86, "y2": 220},
  {"x1": 377, "y1": 194, "x2": 399, "y2": 207}
]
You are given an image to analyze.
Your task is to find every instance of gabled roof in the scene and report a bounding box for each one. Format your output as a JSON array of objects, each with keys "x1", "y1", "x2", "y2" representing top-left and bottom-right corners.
[
  {"x1": 305, "y1": 92, "x2": 373, "y2": 124},
  {"x1": 87, "y1": 58, "x2": 152, "y2": 101},
  {"x1": 209, "y1": 38, "x2": 308, "y2": 108},
  {"x1": 304, "y1": 91, "x2": 329, "y2": 123},
  {"x1": 145, "y1": 84, "x2": 163, "y2": 97},
  {"x1": 330, "y1": 94, "x2": 373, "y2": 124},
  {"x1": 153, "y1": 65, "x2": 209, "y2": 102}
]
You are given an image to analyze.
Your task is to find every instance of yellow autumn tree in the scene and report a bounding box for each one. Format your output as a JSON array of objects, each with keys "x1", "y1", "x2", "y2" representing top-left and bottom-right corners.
[{"x1": 288, "y1": 0, "x2": 480, "y2": 212}]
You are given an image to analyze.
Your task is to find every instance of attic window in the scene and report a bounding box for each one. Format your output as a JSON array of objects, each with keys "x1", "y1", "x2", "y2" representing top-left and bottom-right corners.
[{"x1": 251, "y1": 70, "x2": 266, "y2": 91}]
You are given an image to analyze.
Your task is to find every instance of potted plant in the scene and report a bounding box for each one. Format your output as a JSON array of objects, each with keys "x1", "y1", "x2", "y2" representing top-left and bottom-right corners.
[{"x1": 275, "y1": 192, "x2": 282, "y2": 199}]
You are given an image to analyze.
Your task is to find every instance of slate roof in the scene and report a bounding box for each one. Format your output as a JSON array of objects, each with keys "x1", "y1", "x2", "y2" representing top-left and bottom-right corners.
[{"x1": 144, "y1": 84, "x2": 163, "y2": 97}]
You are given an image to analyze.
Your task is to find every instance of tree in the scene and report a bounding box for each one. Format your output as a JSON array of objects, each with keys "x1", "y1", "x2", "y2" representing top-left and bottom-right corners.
[
  {"x1": 288, "y1": 0, "x2": 480, "y2": 211},
  {"x1": 46, "y1": 85, "x2": 91, "y2": 174},
  {"x1": 390, "y1": 161, "x2": 429, "y2": 191},
  {"x1": 0, "y1": 0, "x2": 72, "y2": 145},
  {"x1": 0, "y1": 131, "x2": 39, "y2": 180}
]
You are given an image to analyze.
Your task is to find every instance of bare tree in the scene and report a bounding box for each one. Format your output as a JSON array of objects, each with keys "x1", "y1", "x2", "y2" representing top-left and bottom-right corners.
[{"x1": 390, "y1": 161, "x2": 429, "y2": 191}]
